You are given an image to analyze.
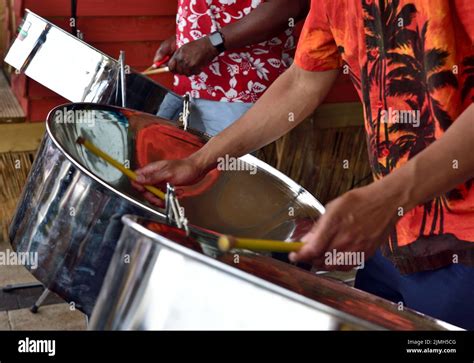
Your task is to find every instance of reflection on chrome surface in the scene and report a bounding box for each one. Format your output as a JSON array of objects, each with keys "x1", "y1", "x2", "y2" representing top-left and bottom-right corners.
[
  {"x1": 9, "y1": 103, "x2": 323, "y2": 315},
  {"x1": 90, "y1": 215, "x2": 462, "y2": 331},
  {"x1": 4, "y1": 10, "x2": 182, "y2": 115}
]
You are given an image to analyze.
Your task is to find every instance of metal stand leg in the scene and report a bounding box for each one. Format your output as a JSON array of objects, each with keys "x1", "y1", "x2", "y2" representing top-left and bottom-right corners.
[
  {"x1": 84, "y1": 313, "x2": 89, "y2": 329},
  {"x1": 3, "y1": 283, "x2": 50, "y2": 313},
  {"x1": 2, "y1": 282, "x2": 43, "y2": 292},
  {"x1": 30, "y1": 288, "x2": 50, "y2": 314}
]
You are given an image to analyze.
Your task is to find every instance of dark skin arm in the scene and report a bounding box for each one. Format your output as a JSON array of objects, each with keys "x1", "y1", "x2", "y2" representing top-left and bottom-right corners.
[
  {"x1": 155, "y1": 0, "x2": 310, "y2": 76},
  {"x1": 219, "y1": 0, "x2": 309, "y2": 50}
]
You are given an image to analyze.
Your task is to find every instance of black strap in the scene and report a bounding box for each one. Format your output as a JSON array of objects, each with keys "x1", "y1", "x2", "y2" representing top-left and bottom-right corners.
[{"x1": 71, "y1": 0, "x2": 78, "y2": 37}]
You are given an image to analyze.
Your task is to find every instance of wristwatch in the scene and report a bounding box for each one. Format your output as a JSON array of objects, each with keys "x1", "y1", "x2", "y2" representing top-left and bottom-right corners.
[{"x1": 208, "y1": 31, "x2": 226, "y2": 54}]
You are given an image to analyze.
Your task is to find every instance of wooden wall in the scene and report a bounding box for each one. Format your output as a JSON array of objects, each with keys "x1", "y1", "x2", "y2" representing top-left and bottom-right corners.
[{"x1": 257, "y1": 103, "x2": 372, "y2": 205}]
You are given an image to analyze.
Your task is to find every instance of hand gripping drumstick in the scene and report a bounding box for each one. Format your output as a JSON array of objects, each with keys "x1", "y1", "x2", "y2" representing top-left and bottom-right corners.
[
  {"x1": 218, "y1": 235, "x2": 304, "y2": 253},
  {"x1": 142, "y1": 55, "x2": 171, "y2": 75},
  {"x1": 76, "y1": 137, "x2": 166, "y2": 200}
]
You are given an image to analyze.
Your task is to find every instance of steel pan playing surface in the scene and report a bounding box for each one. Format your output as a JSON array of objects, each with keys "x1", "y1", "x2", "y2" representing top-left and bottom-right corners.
[{"x1": 9, "y1": 103, "x2": 323, "y2": 314}]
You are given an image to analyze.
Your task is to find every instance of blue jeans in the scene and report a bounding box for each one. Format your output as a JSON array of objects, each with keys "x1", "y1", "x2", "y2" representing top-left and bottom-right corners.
[
  {"x1": 355, "y1": 250, "x2": 474, "y2": 330},
  {"x1": 157, "y1": 93, "x2": 253, "y2": 136}
]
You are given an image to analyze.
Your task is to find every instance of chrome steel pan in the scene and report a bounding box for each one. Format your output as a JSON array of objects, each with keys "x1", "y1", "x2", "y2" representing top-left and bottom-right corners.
[
  {"x1": 4, "y1": 10, "x2": 182, "y2": 115},
  {"x1": 90, "y1": 215, "x2": 461, "y2": 330},
  {"x1": 9, "y1": 103, "x2": 323, "y2": 314}
]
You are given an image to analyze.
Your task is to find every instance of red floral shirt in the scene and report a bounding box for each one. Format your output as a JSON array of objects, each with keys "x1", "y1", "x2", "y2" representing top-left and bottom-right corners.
[{"x1": 173, "y1": 0, "x2": 297, "y2": 103}]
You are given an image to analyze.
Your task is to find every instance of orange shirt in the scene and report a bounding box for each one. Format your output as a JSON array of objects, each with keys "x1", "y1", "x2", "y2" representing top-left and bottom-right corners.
[{"x1": 295, "y1": 0, "x2": 474, "y2": 273}]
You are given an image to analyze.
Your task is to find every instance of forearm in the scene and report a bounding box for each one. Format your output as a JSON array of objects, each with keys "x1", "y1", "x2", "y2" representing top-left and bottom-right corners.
[
  {"x1": 190, "y1": 65, "x2": 339, "y2": 171},
  {"x1": 381, "y1": 104, "x2": 474, "y2": 211},
  {"x1": 220, "y1": 0, "x2": 309, "y2": 51}
]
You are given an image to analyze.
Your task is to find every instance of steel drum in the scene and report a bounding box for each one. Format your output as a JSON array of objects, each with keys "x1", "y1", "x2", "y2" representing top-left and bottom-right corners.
[
  {"x1": 9, "y1": 102, "x2": 323, "y2": 315},
  {"x1": 4, "y1": 10, "x2": 182, "y2": 115},
  {"x1": 89, "y1": 215, "x2": 461, "y2": 330}
]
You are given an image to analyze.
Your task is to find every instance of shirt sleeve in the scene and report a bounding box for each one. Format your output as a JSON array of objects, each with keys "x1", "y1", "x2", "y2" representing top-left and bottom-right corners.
[
  {"x1": 294, "y1": 0, "x2": 342, "y2": 72},
  {"x1": 453, "y1": 0, "x2": 474, "y2": 43}
]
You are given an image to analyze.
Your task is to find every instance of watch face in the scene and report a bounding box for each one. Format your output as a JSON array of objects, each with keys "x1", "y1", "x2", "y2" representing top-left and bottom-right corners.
[{"x1": 209, "y1": 32, "x2": 224, "y2": 47}]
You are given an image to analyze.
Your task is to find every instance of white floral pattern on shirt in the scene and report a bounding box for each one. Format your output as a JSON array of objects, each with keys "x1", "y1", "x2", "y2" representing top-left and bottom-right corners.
[{"x1": 174, "y1": 0, "x2": 297, "y2": 103}]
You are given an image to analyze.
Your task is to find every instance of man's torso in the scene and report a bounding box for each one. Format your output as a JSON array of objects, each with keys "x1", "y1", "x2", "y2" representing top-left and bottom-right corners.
[
  {"x1": 174, "y1": 0, "x2": 297, "y2": 102},
  {"x1": 296, "y1": 0, "x2": 474, "y2": 272}
]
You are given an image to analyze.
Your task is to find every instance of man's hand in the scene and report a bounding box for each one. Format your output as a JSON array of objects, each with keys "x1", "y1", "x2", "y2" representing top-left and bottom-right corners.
[
  {"x1": 135, "y1": 158, "x2": 205, "y2": 187},
  {"x1": 133, "y1": 158, "x2": 205, "y2": 205},
  {"x1": 288, "y1": 104, "x2": 474, "y2": 271},
  {"x1": 168, "y1": 37, "x2": 219, "y2": 76},
  {"x1": 289, "y1": 182, "x2": 401, "y2": 270},
  {"x1": 154, "y1": 35, "x2": 177, "y2": 63}
]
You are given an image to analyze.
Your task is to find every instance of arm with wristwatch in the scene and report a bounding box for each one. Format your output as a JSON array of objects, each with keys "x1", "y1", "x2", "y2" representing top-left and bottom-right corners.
[{"x1": 154, "y1": 0, "x2": 309, "y2": 76}]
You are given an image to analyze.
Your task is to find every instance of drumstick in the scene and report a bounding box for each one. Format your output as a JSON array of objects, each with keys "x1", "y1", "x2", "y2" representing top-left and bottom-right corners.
[
  {"x1": 143, "y1": 55, "x2": 171, "y2": 73},
  {"x1": 76, "y1": 137, "x2": 166, "y2": 200},
  {"x1": 218, "y1": 235, "x2": 304, "y2": 253},
  {"x1": 142, "y1": 67, "x2": 170, "y2": 76}
]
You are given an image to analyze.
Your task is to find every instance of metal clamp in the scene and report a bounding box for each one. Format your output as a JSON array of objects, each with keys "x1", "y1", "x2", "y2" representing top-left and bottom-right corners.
[
  {"x1": 165, "y1": 183, "x2": 189, "y2": 235},
  {"x1": 180, "y1": 94, "x2": 190, "y2": 131}
]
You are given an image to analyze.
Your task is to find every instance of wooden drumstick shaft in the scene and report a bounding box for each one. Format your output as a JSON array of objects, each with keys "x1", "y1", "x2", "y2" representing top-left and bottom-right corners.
[
  {"x1": 142, "y1": 66, "x2": 170, "y2": 76},
  {"x1": 218, "y1": 235, "x2": 304, "y2": 253},
  {"x1": 76, "y1": 137, "x2": 166, "y2": 200}
]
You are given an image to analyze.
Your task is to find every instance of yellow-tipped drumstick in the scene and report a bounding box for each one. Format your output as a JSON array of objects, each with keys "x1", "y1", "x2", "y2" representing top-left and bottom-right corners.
[
  {"x1": 218, "y1": 235, "x2": 304, "y2": 253},
  {"x1": 76, "y1": 136, "x2": 166, "y2": 200}
]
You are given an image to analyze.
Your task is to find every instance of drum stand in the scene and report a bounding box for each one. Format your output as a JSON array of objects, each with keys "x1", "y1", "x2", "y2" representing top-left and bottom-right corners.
[{"x1": 2, "y1": 283, "x2": 51, "y2": 314}]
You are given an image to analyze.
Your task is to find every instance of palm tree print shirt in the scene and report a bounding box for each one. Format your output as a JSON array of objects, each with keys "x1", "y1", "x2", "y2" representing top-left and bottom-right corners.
[{"x1": 295, "y1": 0, "x2": 474, "y2": 273}]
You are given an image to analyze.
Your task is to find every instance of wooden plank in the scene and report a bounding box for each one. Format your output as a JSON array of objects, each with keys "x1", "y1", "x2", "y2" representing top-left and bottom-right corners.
[
  {"x1": 10, "y1": 73, "x2": 27, "y2": 98},
  {"x1": 27, "y1": 78, "x2": 60, "y2": 99},
  {"x1": 21, "y1": 0, "x2": 178, "y2": 17},
  {"x1": 28, "y1": 97, "x2": 68, "y2": 122},
  {"x1": 92, "y1": 40, "x2": 164, "y2": 68},
  {"x1": 44, "y1": 16, "x2": 176, "y2": 43},
  {"x1": 0, "y1": 0, "x2": 8, "y2": 59},
  {"x1": 77, "y1": 16, "x2": 176, "y2": 42},
  {"x1": 313, "y1": 102, "x2": 364, "y2": 129},
  {"x1": 0, "y1": 70, "x2": 25, "y2": 123},
  {"x1": 77, "y1": 0, "x2": 178, "y2": 17},
  {"x1": 0, "y1": 123, "x2": 45, "y2": 153},
  {"x1": 16, "y1": 96, "x2": 69, "y2": 122},
  {"x1": 13, "y1": 74, "x2": 59, "y2": 99}
]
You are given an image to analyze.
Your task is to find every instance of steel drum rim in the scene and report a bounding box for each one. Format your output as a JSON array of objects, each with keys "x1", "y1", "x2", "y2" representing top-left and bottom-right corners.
[
  {"x1": 118, "y1": 214, "x2": 382, "y2": 330},
  {"x1": 45, "y1": 102, "x2": 326, "y2": 220},
  {"x1": 45, "y1": 102, "x2": 166, "y2": 219}
]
